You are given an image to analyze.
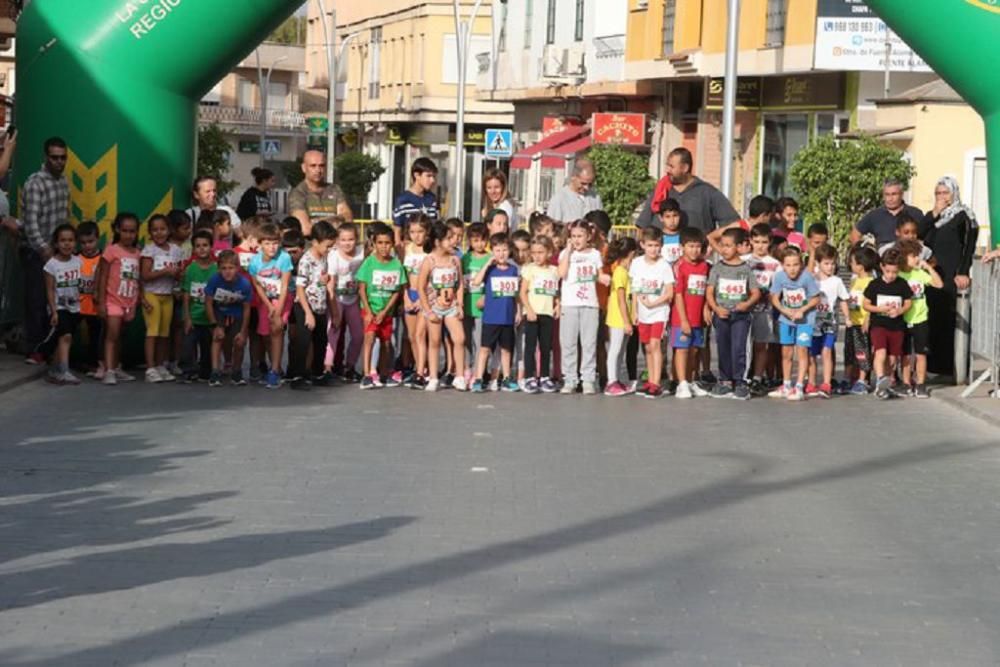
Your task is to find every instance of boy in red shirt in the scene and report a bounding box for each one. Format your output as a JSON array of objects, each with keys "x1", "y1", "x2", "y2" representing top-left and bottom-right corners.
[{"x1": 671, "y1": 227, "x2": 711, "y2": 399}]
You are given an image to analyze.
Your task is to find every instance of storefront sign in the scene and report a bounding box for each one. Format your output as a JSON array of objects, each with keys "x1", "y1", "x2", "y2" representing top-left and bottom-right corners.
[
  {"x1": 706, "y1": 78, "x2": 762, "y2": 110},
  {"x1": 542, "y1": 116, "x2": 584, "y2": 137},
  {"x1": 761, "y1": 73, "x2": 845, "y2": 109},
  {"x1": 814, "y1": 0, "x2": 931, "y2": 72},
  {"x1": 307, "y1": 116, "x2": 329, "y2": 134},
  {"x1": 591, "y1": 113, "x2": 647, "y2": 145},
  {"x1": 706, "y1": 74, "x2": 846, "y2": 110},
  {"x1": 385, "y1": 125, "x2": 406, "y2": 145}
]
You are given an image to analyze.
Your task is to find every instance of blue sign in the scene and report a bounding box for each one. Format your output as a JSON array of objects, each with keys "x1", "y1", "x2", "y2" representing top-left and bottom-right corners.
[{"x1": 485, "y1": 128, "x2": 513, "y2": 159}]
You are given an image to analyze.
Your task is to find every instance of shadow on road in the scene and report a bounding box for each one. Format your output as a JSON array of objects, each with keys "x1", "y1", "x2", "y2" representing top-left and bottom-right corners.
[{"x1": 1, "y1": 438, "x2": 989, "y2": 666}]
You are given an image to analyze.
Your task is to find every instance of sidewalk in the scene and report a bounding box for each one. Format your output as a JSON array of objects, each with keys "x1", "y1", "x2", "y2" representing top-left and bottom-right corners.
[
  {"x1": 0, "y1": 348, "x2": 45, "y2": 395},
  {"x1": 932, "y1": 362, "x2": 1000, "y2": 429}
]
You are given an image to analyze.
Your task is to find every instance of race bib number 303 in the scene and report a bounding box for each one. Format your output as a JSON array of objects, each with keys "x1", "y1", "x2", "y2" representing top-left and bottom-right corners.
[{"x1": 491, "y1": 276, "x2": 520, "y2": 297}]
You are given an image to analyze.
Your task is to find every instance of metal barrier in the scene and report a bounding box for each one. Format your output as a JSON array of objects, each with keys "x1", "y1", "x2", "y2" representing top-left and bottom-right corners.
[{"x1": 961, "y1": 260, "x2": 1000, "y2": 398}]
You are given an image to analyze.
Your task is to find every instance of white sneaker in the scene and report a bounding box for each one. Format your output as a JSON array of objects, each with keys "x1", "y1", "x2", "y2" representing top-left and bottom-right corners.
[
  {"x1": 690, "y1": 382, "x2": 710, "y2": 397},
  {"x1": 61, "y1": 371, "x2": 82, "y2": 385},
  {"x1": 581, "y1": 382, "x2": 597, "y2": 395},
  {"x1": 488, "y1": 377, "x2": 499, "y2": 392},
  {"x1": 675, "y1": 381, "x2": 693, "y2": 399},
  {"x1": 103, "y1": 371, "x2": 118, "y2": 386},
  {"x1": 452, "y1": 376, "x2": 468, "y2": 392},
  {"x1": 560, "y1": 382, "x2": 577, "y2": 395},
  {"x1": 626, "y1": 380, "x2": 638, "y2": 394},
  {"x1": 145, "y1": 367, "x2": 164, "y2": 383},
  {"x1": 87, "y1": 366, "x2": 106, "y2": 380},
  {"x1": 425, "y1": 378, "x2": 439, "y2": 392},
  {"x1": 156, "y1": 365, "x2": 176, "y2": 382},
  {"x1": 114, "y1": 368, "x2": 136, "y2": 382}
]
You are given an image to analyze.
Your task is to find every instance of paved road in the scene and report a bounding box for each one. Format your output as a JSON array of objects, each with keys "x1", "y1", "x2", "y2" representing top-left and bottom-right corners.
[{"x1": 1, "y1": 380, "x2": 999, "y2": 666}]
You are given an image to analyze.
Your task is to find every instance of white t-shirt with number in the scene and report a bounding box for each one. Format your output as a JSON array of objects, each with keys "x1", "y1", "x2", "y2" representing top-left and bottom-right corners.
[
  {"x1": 327, "y1": 247, "x2": 364, "y2": 306},
  {"x1": 560, "y1": 248, "x2": 603, "y2": 308},
  {"x1": 816, "y1": 274, "x2": 849, "y2": 329},
  {"x1": 44, "y1": 256, "x2": 82, "y2": 314},
  {"x1": 629, "y1": 256, "x2": 675, "y2": 324},
  {"x1": 140, "y1": 242, "x2": 185, "y2": 295}
]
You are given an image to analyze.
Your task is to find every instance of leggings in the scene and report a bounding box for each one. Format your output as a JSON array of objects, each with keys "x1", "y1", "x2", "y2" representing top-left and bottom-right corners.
[
  {"x1": 522, "y1": 315, "x2": 553, "y2": 379},
  {"x1": 626, "y1": 329, "x2": 639, "y2": 381},
  {"x1": 606, "y1": 326, "x2": 630, "y2": 385},
  {"x1": 325, "y1": 301, "x2": 363, "y2": 371},
  {"x1": 290, "y1": 303, "x2": 328, "y2": 379},
  {"x1": 79, "y1": 315, "x2": 104, "y2": 367}
]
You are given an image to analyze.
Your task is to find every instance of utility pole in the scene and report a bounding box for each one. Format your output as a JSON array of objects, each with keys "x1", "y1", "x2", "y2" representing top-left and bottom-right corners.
[
  {"x1": 720, "y1": 0, "x2": 740, "y2": 201},
  {"x1": 257, "y1": 49, "x2": 288, "y2": 169},
  {"x1": 314, "y1": 0, "x2": 337, "y2": 183},
  {"x1": 452, "y1": 0, "x2": 487, "y2": 220}
]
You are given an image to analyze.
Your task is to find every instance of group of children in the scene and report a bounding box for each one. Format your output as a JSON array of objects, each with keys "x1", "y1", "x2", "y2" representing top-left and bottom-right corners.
[{"x1": 39, "y1": 175, "x2": 940, "y2": 401}]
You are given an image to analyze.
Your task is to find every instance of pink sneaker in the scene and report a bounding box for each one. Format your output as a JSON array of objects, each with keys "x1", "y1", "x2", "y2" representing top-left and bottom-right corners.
[{"x1": 603, "y1": 381, "x2": 627, "y2": 397}]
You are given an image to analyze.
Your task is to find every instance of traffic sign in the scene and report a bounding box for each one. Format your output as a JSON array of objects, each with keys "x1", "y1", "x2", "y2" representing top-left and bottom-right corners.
[
  {"x1": 262, "y1": 139, "x2": 281, "y2": 156},
  {"x1": 485, "y1": 128, "x2": 513, "y2": 159}
]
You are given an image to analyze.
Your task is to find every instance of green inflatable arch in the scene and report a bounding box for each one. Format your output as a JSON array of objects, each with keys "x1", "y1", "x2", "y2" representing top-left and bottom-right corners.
[
  {"x1": 12, "y1": 0, "x2": 303, "y2": 238},
  {"x1": 866, "y1": 0, "x2": 999, "y2": 247}
]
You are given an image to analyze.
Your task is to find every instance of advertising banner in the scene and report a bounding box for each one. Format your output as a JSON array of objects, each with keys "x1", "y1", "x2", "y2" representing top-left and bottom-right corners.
[{"x1": 814, "y1": 0, "x2": 931, "y2": 72}]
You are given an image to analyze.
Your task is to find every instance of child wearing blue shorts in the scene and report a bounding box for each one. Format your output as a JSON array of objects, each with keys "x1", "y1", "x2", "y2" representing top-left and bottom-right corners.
[{"x1": 768, "y1": 247, "x2": 821, "y2": 401}]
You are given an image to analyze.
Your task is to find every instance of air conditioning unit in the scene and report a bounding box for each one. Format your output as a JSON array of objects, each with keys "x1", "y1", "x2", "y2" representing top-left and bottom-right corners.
[
  {"x1": 564, "y1": 47, "x2": 586, "y2": 76},
  {"x1": 541, "y1": 45, "x2": 566, "y2": 79}
]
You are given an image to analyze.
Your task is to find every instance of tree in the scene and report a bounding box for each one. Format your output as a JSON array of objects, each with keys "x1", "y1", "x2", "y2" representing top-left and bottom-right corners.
[
  {"x1": 196, "y1": 124, "x2": 239, "y2": 199},
  {"x1": 334, "y1": 152, "x2": 386, "y2": 208},
  {"x1": 587, "y1": 145, "x2": 655, "y2": 227},
  {"x1": 789, "y1": 134, "x2": 915, "y2": 250},
  {"x1": 267, "y1": 16, "x2": 307, "y2": 45}
]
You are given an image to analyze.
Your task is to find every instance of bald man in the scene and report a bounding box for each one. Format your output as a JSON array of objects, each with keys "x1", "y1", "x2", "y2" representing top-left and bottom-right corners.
[
  {"x1": 546, "y1": 159, "x2": 603, "y2": 223},
  {"x1": 287, "y1": 150, "x2": 353, "y2": 236}
]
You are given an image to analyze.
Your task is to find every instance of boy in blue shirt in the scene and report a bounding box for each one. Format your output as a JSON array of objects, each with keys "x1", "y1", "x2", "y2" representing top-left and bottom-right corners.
[
  {"x1": 471, "y1": 233, "x2": 521, "y2": 392},
  {"x1": 204, "y1": 250, "x2": 253, "y2": 386},
  {"x1": 248, "y1": 223, "x2": 294, "y2": 389},
  {"x1": 768, "y1": 247, "x2": 821, "y2": 401},
  {"x1": 393, "y1": 158, "x2": 439, "y2": 246}
]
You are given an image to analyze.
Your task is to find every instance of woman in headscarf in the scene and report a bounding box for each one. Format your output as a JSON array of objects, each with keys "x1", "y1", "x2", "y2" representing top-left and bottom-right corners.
[{"x1": 919, "y1": 176, "x2": 979, "y2": 377}]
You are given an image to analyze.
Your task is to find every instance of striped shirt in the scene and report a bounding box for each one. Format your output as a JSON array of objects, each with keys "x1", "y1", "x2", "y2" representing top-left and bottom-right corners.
[
  {"x1": 23, "y1": 168, "x2": 69, "y2": 253},
  {"x1": 392, "y1": 190, "x2": 439, "y2": 228}
]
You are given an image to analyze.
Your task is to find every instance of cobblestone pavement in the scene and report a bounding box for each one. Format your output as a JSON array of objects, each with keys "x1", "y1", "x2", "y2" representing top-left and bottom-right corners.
[{"x1": 1, "y1": 379, "x2": 999, "y2": 666}]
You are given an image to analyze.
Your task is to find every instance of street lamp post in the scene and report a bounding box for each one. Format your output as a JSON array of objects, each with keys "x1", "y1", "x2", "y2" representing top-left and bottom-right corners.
[
  {"x1": 452, "y1": 0, "x2": 487, "y2": 221},
  {"x1": 720, "y1": 0, "x2": 740, "y2": 201},
  {"x1": 256, "y1": 49, "x2": 288, "y2": 169},
  {"x1": 314, "y1": 0, "x2": 337, "y2": 182}
]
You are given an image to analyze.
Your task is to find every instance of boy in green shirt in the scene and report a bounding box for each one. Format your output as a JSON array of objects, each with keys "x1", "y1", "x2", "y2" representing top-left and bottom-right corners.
[
  {"x1": 461, "y1": 223, "x2": 490, "y2": 381},
  {"x1": 357, "y1": 223, "x2": 407, "y2": 389},
  {"x1": 181, "y1": 230, "x2": 219, "y2": 381},
  {"x1": 898, "y1": 239, "x2": 943, "y2": 398}
]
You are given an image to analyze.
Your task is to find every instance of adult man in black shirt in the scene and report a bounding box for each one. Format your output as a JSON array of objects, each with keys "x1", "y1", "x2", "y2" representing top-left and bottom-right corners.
[{"x1": 850, "y1": 179, "x2": 924, "y2": 246}]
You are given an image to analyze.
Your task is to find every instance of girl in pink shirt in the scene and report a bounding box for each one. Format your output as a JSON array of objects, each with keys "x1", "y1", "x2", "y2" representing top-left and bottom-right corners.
[{"x1": 96, "y1": 213, "x2": 141, "y2": 385}]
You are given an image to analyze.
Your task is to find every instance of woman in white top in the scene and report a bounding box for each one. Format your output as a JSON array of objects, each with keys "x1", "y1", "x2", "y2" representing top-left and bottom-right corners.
[{"x1": 481, "y1": 168, "x2": 517, "y2": 229}]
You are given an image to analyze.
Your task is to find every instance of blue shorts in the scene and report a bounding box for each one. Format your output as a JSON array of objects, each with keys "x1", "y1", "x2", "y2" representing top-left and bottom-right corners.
[
  {"x1": 671, "y1": 326, "x2": 705, "y2": 350},
  {"x1": 810, "y1": 332, "x2": 837, "y2": 356},
  {"x1": 779, "y1": 322, "x2": 814, "y2": 348}
]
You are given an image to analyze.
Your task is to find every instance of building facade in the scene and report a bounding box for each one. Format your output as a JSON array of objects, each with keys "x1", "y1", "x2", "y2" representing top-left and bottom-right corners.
[
  {"x1": 307, "y1": 0, "x2": 514, "y2": 221},
  {"x1": 200, "y1": 42, "x2": 310, "y2": 209},
  {"x1": 618, "y1": 0, "x2": 940, "y2": 215}
]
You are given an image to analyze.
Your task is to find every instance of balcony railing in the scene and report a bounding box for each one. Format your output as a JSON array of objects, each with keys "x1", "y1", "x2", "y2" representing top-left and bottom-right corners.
[{"x1": 198, "y1": 104, "x2": 308, "y2": 131}]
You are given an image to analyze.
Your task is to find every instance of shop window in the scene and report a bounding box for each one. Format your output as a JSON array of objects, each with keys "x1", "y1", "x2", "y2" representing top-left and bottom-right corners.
[
  {"x1": 765, "y1": 0, "x2": 786, "y2": 47},
  {"x1": 539, "y1": 168, "x2": 556, "y2": 210},
  {"x1": 662, "y1": 0, "x2": 676, "y2": 56},
  {"x1": 815, "y1": 112, "x2": 850, "y2": 138},
  {"x1": 761, "y1": 114, "x2": 808, "y2": 200}
]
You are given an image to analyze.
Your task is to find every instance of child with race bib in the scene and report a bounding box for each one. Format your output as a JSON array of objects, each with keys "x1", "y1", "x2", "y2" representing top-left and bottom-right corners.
[
  {"x1": 630, "y1": 227, "x2": 676, "y2": 398},
  {"x1": 520, "y1": 235, "x2": 561, "y2": 394},
  {"x1": 181, "y1": 230, "x2": 218, "y2": 383},
  {"x1": 472, "y1": 233, "x2": 520, "y2": 392},
  {"x1": 603, "y1": 236, "x2": 637, "y2": 397},
  {"x1": 768, "y1": 247, "x2": 821, "y2": 401},
  {"x1": 42, "y1": 224, "x2": 83, "y2": 385},
  {"x1": 140, "y1": 213, "x2": 185, "y2": 383},
  {"x1": 357, "y1": 223, "x2": 407, "y2": 389},
  {"x1": 558, "y1": 220, "x2": 607, "y2": 395},
  {"x1": 401, "y1": 214, "x2": 431, "y2": 388},
  {"x1": 326, "y1": 222, "x2": 365, "y2": 382},
  {"x1": 248, "y1": 223, "x2": 294, "y2": 390},
  {"x1": 96, "y1": 212, "x2": 141, "y2": 385},
  {"x1": 204, "y1": 250, "x2": 253, "y2": 386},
  {"x1": 417, "y1": 221, "x2": 466, "y2": 392}
]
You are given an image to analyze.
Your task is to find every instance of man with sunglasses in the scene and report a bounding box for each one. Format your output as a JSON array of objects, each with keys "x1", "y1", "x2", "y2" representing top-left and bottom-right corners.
[
  {"x1": 546, "y1": 158, "x2": 603, "y2": 224},
  {"x1": 22, "y1": 136, "x2": 70, "y2": 364}
]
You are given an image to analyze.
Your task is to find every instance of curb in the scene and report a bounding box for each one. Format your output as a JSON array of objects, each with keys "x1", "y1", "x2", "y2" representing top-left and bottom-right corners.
[
  {"x1": 933, "y1": 391, "x2": 1000, "y2": 430},
  {"x1": 0, "y1": 366, "x2": 45, "y2": 395}
]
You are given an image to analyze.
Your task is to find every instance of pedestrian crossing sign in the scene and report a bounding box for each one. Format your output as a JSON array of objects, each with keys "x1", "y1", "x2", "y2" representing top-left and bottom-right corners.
[{"x1": 485, "y1": 128, "x2": 513, "y2": 159}]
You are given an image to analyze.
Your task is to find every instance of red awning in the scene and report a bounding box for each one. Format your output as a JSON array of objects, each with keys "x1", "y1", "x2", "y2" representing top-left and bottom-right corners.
[
  {"x1": 540, "y1": 134, "x2": 593, "y2": 168},
  {"x1": 510, "y1": 124, "x2": 588, "y2": 170}
]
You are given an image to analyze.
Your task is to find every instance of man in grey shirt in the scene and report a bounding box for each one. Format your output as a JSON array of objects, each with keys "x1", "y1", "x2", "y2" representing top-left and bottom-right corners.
[
  {"x1": 636, "y1": 147, "x2": 740, "y2": 234},
  {"x1": 546, "y1": 159, "x2": 603, "y2": 223}
]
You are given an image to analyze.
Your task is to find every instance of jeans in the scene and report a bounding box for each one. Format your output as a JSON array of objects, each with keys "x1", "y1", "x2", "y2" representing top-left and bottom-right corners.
[
  {"x1": 560, "y1": 306, "x2": 599, "y2": 385},
  {"x1": 606, "y1": 326, "x2": 630, "y2": 386},
  {"x1": 713, "y1": 312, "x2": 751, "y2": 383},
  {"x1": 522, "y1": 315, "x2": 553, "y2": 379},
  {"x1": 182, "y1": 324, "x2": 212, "y2": 379},
  {"x1": 289, "y1": 304, "x2": 328, "y2": 379},
  {"x1": 20, "y1": 247, "x2": 47, "y2": 355}
]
